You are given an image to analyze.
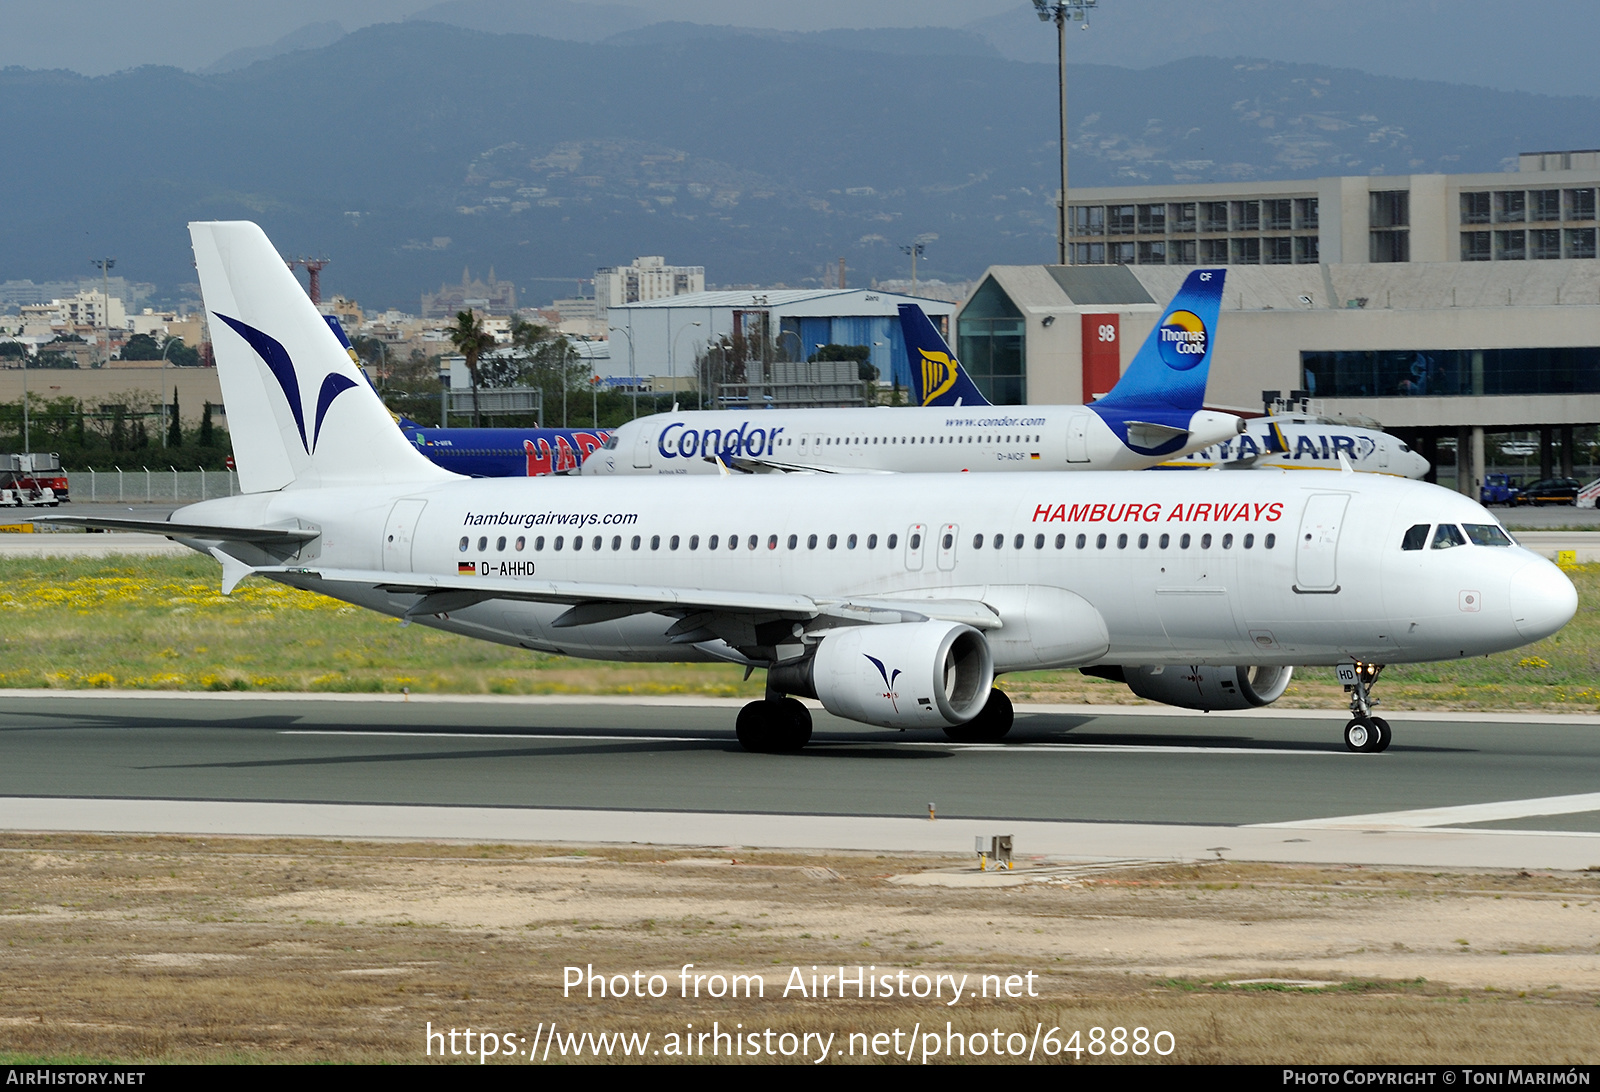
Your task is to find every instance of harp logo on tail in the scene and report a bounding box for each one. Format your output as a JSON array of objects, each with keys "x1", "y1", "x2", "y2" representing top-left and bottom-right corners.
[{"x1": 917, "y1": 348, "x2": 958, "y2": 406}]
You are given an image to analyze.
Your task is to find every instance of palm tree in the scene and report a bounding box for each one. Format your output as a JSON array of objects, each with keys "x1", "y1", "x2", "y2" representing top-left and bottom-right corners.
[{"x1": 448, "y1": 309, "x2": 496, "y2": 427}]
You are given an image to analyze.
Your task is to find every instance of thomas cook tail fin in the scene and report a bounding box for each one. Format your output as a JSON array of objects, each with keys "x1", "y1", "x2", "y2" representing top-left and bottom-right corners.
[
  {"x1": 1089, "y1": 269, "x2": 1240, "y2": 456},
  {"x1": 898, "y1": 304, "x2": 992, "y2": 407},
  {"x1": 189, "y1": 221, "x2": 453, "y2": 493}
]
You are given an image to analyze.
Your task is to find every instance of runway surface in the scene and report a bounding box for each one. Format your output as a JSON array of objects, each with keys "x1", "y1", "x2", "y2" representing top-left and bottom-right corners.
[{"x1": 2, "y1": 692, "x2": 1597, "y2": 871}]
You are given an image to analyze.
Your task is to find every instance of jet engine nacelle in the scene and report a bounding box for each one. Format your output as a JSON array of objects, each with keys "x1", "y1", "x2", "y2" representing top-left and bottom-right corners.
[
  {"x1": 773, "y1": 621, "x2": 994, "y2": 728},
  {"x1": 1121, "y1": 664, "x2": 1294, "y2": 712}
]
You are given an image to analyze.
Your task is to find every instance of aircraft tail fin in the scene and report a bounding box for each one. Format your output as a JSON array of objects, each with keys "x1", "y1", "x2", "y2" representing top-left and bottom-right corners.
[
  {"x1": 898, "y1": 304, "x2": 992, "y2": 407},
  {"x1": 189, "y1": 221, "x2": 453, "y2": 493},
  {"x1": 1089, "y1": 269, "x2": 1228, "y2": 455}
]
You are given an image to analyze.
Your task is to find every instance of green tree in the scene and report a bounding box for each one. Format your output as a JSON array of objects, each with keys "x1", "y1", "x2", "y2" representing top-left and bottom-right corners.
[
  {"x1": 168, "y1": 386, "x2": 182, "y2": 447},
  {"x1": 199, "y1": 402, "x2": 214, "y2": 447},
  {"x1": 448, "y1": 309, "x2": 495, "y2": 427},
  {"x1": 809, "y1": 343, "x2": 877, "y2": 381},
  {"x1": 164, "y1": 339, "x2": 201, "y2": 367},
  {"x1": 120, "y1": 333, "x2": 164, "y2": 360}
]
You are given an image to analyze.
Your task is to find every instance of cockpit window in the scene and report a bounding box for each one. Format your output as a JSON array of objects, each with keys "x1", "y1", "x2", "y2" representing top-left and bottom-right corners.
[
  {"x1": 1401, "y1": 524, "x2": 1429, "y2": 551},
  {"x1": 602, "y1": 435, "x2": 619, "y2": 450},
  {"x1": 1463, "y1": 523, "x2": 1512, "y2": 547},
  {"x1": 1431, "y1": 524, "x2": 1467, "y2": 550}
]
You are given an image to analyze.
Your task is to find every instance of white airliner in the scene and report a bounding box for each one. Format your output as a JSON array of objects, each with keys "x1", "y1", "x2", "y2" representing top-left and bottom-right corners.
[
  {"x1": 1159, "y1": 413, "x2": 1430, "y2": 478},
  {"x1": 53, "y1": 223, "x2": 1577, "y2": 756},
  {"x1": 583, "y1": 271, "x2": 1245, "y2": 477}
]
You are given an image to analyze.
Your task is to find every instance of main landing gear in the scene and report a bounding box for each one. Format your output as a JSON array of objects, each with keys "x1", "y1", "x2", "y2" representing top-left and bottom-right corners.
[
  {"x1": 942, "y1": 688, "x2": 1014, "y2": 742},
  {"x1": 1339, "y1": 661, "x2": 1391, "y2": 753},
  {"x1": 735, "y1": 696, "x2": 813, "y2": 753}
]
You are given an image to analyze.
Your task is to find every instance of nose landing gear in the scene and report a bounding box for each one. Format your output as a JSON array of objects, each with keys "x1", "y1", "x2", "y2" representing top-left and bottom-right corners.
[
  {"x1": 1338, "y1": 661, "x2": 1391, "y2": 753},
  {"x1": 1343, "y1": 715, "x2": 1390, "y2": 753}
]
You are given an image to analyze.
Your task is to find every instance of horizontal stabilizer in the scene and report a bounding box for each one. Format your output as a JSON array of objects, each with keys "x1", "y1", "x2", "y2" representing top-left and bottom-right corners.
[
  {"x1": 38, "y1": 515, "x2": 319, "y2": 545},
  {"x1": 1121, "y1": 421, "x2": 1189, "y2": 451}
]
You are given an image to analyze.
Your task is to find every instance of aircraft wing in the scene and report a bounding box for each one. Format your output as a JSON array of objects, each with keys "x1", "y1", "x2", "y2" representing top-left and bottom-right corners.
[
  {"x1": 245, "y1": 564, "x2": 1001, "y2": 632},
  {"x1": 711, "y1": 455, "x2": 894, "y2": 475}
]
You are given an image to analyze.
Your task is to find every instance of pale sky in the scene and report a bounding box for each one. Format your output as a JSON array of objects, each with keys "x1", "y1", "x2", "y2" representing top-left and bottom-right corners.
[{"x1": 4, "y1": 0, "x2": 1596, "y2": 99}]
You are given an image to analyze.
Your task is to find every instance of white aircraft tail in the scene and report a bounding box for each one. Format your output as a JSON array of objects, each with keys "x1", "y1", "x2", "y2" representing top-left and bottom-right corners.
[{"x1": 189, "y1": 221, "x2": 454, "y2": 493}]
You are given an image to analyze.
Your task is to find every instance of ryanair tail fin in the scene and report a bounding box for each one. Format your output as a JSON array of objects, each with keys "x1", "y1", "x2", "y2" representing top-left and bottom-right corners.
[
  {"x1": 898, "y1": 304, "x2": 992, "y2": 407},
  {"x1": 190, "y1": 221, "x2": 453, "y2": 493},
  {"x1": 1090, "y1": 269, "x2": 1232, "y2": 456}
]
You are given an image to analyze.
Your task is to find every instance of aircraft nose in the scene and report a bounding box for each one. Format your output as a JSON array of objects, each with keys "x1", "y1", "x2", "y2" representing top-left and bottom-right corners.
[{"x1": 1510, "y1": 559, "x2": 1578, "y2": 641}]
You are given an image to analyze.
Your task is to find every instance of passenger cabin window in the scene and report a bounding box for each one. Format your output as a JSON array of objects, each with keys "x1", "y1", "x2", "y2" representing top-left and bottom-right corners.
[
  {"x1": 1431, "y1": 524, "x2": 1467, "y2": 550},
  {"x1": 1401, "y1": 524, "x2": 1430, "y2": 551}
]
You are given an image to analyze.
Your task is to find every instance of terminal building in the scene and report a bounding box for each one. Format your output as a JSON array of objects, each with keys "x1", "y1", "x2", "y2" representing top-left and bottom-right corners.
[
  {"x1": 954, "y1": 152, "x2": 1600, "y2": 491},
  {"x1": 603, "y1": 287, "x2": 957, "y2": 406}
]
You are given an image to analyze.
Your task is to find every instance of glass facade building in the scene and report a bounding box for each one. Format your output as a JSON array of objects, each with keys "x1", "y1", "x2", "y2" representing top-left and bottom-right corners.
[
  {"x1": 1303, "y1": 347, "x2": 1600, "y2": 399},
  {"x1": 956, "y1": 278, "x2": 1026, "y2": 404}
]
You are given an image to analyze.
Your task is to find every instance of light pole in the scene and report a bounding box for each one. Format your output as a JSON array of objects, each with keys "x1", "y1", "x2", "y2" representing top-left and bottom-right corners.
[
  {"x1": 671, "y1": 321, "x2": 702, "y2": 405},
  {"x1": 91, "y1": 257, "x2": 115, "y2": 365},
  {"x1": 899, "y1": 242, "x2": 925, "y2": 293},
  {"x1": 778, "y1": 329, "x2": 803, "y2": 362},
  {"x1": 19, "y1": 352, "x2": 28, "y2": 453},
  {"x1": 159, "y1": 335, "x2": 179, "y2": 448},
  {"x1": 1033, "y1": 0, "x2": 1096, "y2": 265},
  {"x1": 607, "y1": 325, "x2": 636, "y2": 419}
]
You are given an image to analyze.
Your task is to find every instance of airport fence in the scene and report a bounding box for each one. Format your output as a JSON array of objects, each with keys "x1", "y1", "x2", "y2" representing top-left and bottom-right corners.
[{"x1": 67, "y1": 469, "x2": 240, "y2": 504}]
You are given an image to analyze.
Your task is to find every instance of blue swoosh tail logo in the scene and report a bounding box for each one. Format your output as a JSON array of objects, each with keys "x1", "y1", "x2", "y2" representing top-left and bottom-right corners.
[{"x1": 215, "y1": 312, "x2": 355, "y2": 455}]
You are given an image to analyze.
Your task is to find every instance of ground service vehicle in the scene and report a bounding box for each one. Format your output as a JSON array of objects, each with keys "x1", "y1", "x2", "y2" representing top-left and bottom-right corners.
[
  {"x1": 0, "y1": 454, "x2": 66, "y2": 506},
  {"x1": 1517, "y1": 478, "x2": 1580, "y2": 506}
]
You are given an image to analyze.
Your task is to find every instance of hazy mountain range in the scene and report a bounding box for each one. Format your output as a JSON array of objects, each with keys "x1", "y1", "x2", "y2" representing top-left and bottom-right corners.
[{"x1": 3, "y1": 18, "x2": 1597, "y2": 311}]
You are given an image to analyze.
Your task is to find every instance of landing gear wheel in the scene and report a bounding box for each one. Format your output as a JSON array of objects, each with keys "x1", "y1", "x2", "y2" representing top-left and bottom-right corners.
[
  {"x1": 735, "y1": 698, "x2": 812, "y2": 753},
  {"x1": 1370, "y1": 716, "x2": 1391, "y2": 752},
  {"x1": 1344, "y1": 717, "x2": 1382, "y2": 753},
  {"x1": 942, "y1": 688, "x2": 1014, "y2": 742}
]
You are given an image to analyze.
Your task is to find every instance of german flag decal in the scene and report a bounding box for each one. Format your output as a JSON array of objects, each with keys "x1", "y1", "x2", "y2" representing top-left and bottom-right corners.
[{"x1": 458, "y1": 561, "x2": 477, "y2": 575}]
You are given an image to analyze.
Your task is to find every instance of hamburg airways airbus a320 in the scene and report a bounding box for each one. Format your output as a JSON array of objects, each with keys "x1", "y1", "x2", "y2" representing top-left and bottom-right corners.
[
  {"x1": 51, "y1": 223, "x2": 1578, "y2": 755},
  {"x1": 583, "y1": 270, "x2": 1245, "y2": 477}
]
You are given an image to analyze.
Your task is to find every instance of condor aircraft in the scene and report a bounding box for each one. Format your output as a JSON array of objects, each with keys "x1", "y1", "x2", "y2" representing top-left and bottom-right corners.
[
  {"x1": 582, "y1": 270, "x2": 1244, "y2": 477},
  {"x1": 52, "y1": 223, "x2": 1577, "y2": 755}
]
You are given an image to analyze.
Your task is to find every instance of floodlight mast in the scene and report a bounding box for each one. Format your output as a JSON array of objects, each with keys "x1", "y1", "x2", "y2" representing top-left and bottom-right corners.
[{"x1": 1033, "y1": 0, "x2": 1096, "y2": 265}]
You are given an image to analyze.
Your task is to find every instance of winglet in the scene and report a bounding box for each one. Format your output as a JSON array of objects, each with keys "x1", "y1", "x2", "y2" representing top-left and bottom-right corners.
[{"x1": 898, "y1": 304, "x2": 992, "y2": 407}]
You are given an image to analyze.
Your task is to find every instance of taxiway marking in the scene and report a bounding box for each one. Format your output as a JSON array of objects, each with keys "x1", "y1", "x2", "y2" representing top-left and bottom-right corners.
[{"x1": 1256, "y1": 791, "x2": 1600, "y2": 830}]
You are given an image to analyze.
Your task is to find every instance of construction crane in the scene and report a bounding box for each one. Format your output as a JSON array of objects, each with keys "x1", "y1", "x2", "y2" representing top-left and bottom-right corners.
[{"x1": 287, "y1": 257, "x2": 330, "y2": 304}]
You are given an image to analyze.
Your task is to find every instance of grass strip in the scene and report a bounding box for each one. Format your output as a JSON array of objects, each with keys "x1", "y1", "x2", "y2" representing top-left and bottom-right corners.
[{"x1": 0, "y1": 555, "x2": 1594, "y2": 712}]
